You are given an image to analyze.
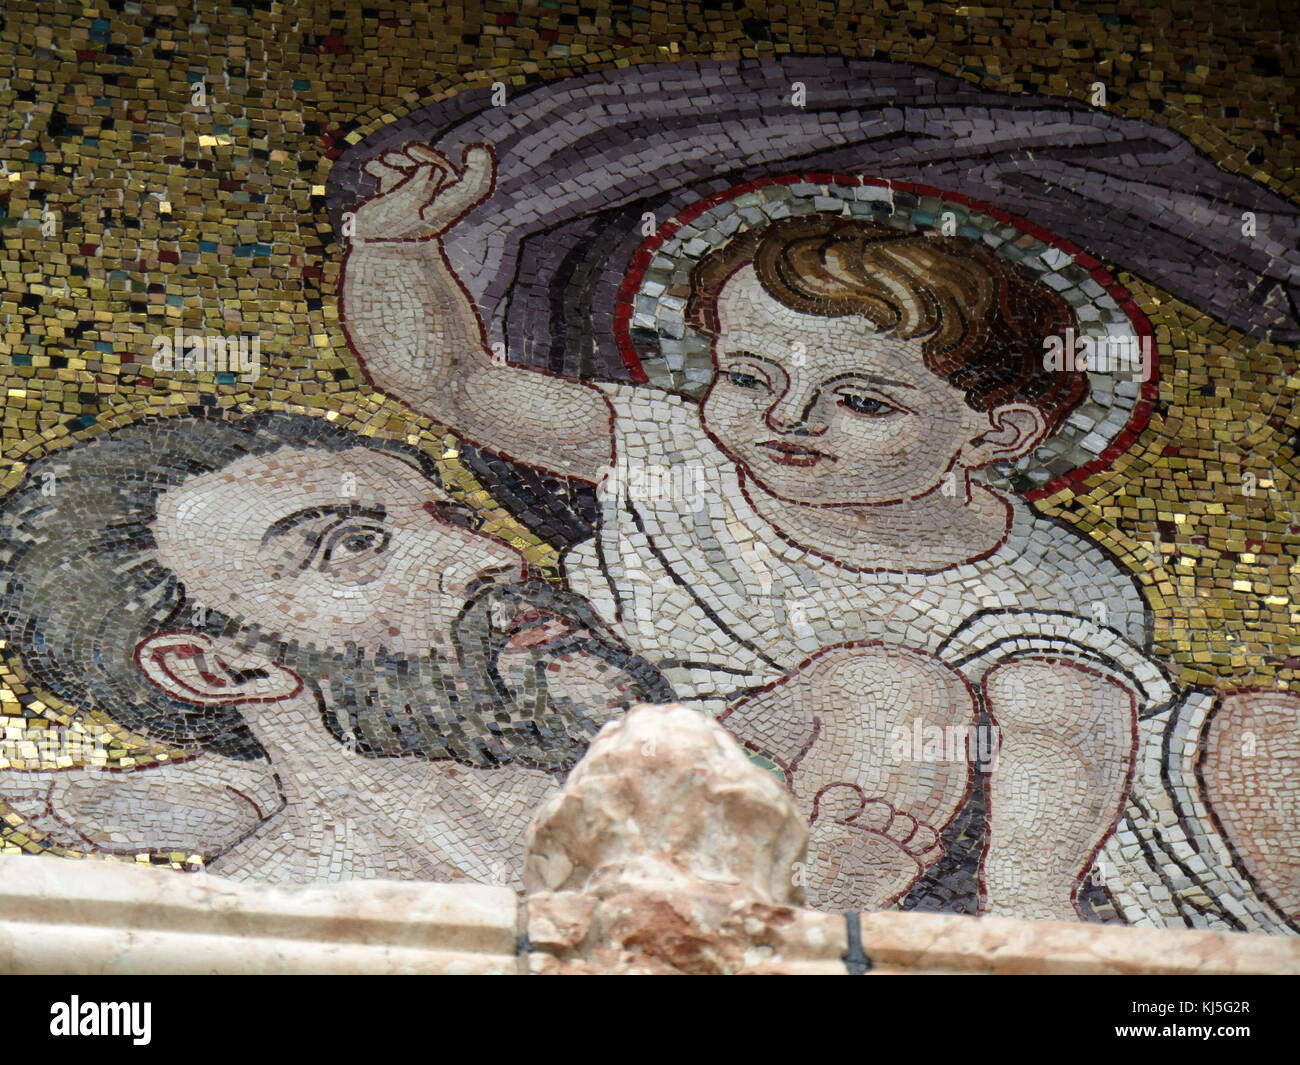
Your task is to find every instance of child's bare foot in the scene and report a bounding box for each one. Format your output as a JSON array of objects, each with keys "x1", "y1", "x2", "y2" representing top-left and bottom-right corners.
[
  {"x1": 1200, "y1": 688, "x2": 1300, "y2": 922},
  {"x1": 723, "y1": 642, "x2": 973, "y2": 902},
  {"x1": 805, "y1": 786, "x2": 942, "y2": 910}
]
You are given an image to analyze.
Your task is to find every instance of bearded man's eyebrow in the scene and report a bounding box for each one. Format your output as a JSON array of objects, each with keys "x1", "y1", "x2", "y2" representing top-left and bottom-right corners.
[{"x1": 261, "y1": 504, "x2": 387, "y2": 544}]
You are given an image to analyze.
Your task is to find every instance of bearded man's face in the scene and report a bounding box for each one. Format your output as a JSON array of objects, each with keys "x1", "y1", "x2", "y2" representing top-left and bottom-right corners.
[{"x1": 147, "y1": 444, "x2": 669, "y2": 770}]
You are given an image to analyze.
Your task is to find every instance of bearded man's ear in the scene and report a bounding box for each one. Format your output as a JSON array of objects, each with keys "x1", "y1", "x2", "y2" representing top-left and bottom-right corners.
[{"x1": 134, "y1": 631, "x2": 302, "y2": 705}]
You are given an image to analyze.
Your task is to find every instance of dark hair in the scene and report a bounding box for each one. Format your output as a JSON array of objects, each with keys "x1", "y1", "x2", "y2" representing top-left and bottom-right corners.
[
  {"x1": 0, "y1": 408, "x2": 444, "y2": 760},
  {"x1": 685, "y1": 215, "x2": 1089, "y2": 434}
]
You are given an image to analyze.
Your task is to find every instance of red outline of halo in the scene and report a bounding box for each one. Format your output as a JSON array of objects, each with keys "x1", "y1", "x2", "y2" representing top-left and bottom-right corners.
[{"x1": 613, "y1": 173, "x2": 1159, "y2": 502}]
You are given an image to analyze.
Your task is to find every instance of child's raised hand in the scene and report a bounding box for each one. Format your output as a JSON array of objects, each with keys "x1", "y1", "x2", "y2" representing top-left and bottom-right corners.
[{"x1": 350, "y1": 142, "x2": 495, "y2": 244}]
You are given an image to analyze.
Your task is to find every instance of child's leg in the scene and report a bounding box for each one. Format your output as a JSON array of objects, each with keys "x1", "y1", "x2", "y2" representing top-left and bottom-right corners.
[
  {"x1": 723, "y1": 643, "x2": 976, "y2": 910},
  {"x1": 981, "y1": 657, "x2": 1136, "y2": 920},
  {"x1": 1199, "y1": 688, "x2": 1300, "y2": 922}
]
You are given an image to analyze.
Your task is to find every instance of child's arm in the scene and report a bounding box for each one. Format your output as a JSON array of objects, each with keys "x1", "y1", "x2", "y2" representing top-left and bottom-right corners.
[
  {"x1": 980, "y1": 657, "x2": 1136, "y2": 921},
  {"x1": 340, "y1": 143, "x2": 612, "y2": 482}
]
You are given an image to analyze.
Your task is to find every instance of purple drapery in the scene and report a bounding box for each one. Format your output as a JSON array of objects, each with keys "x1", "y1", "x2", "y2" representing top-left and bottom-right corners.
[{"x1": 329, "y1": 56, "x2": 1300, "y2": 377}]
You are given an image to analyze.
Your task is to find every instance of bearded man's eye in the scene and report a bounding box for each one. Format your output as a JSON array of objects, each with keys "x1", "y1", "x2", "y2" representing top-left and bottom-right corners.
[
  {"x1": 314, "y1": 522, "x2": 391, "y2": 572},
  {"x1": 726, "y1": 371, "x2": 767, "y2": 390}
]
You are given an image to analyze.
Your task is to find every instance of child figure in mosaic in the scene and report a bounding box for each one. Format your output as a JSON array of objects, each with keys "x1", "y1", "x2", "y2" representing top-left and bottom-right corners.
[{"x1": 341, "y1": 144, "x2": 1245, "y2": 920}]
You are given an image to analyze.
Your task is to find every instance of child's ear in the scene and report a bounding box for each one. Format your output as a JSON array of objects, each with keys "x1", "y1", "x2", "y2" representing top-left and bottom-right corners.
[
  {"x1": 135, "y1": 631, "x2": 303, "y2": 705},
  {"x1": 960, "y1": 404, "x2": 1048, "y2": 469}
]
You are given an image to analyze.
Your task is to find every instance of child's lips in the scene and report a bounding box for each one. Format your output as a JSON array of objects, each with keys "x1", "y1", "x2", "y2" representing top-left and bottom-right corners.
[{"x1": 757, "y1": 440, "x2": 836, "y2": 467}]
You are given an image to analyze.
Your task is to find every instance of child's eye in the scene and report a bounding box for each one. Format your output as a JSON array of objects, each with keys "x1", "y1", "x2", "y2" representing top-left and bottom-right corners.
[
  {"x1": 837, "y1": 393, "x2": 898, "y2": 416},
  {"x1": 726, "y1": 370, "x2": 767, "y2": 390}
]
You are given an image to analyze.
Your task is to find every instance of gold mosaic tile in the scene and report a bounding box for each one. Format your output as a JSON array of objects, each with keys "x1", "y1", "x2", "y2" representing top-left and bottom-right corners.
[{"x1": 0, "y1": 0, "x2": 1295, "y2": 930}]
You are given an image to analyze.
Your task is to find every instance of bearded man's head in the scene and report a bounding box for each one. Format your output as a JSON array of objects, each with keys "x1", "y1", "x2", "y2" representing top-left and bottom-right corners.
[{"x1": 0, "y1": 409, "x2": 671, "y2": 771}]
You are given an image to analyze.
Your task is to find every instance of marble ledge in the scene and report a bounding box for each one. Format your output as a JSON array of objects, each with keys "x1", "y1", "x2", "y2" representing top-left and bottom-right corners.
[
  {"x1": 0, "y1": 854, "x2": 1296, "y2": 975},
  {"x1": 0, "y1": 854, "x2": 521, "y2": 975}
]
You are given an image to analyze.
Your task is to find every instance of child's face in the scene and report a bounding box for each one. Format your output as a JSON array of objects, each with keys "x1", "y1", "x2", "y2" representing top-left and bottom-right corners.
[{"x1": 699, "y1": 266, "x2": 1009, "y2": 506}]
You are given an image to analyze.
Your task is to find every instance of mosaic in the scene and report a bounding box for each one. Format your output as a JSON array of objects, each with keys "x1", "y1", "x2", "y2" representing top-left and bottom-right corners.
[{"x1": 0, "y1": 2, "x2": 1296, "y2": 933}]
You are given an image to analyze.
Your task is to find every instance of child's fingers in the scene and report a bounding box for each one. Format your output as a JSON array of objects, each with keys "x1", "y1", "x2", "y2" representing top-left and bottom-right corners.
[
  {"x1": 425, "y1": 156, "x2": 493, "y2": 223},
  {"x1": 362, "y1": 158, "x2": 400, "y2": 180},
  {"x1": 441, "y1": 146, "x2": 494, "y2": 210},
  {"x1": 395, "y1": 163, "x2": 446, "y2": 212},
  {"x1": 407, "y1": 143, "x2": 455, "y2": 173},
  {"x1": 460, "y1": 145, "x2": 494, "y2": 190},
  {"x1": 379, "y1": 149, "x2": 418, "y2": 171},
  {"x1": 362, "y1": 158, "x2": 408, "y2": 194}
]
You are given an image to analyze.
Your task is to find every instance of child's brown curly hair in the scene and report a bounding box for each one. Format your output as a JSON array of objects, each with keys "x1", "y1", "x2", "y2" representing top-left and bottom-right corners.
[{"x1": 686, "y1": 215, "x2": 1090, "y2": 435}]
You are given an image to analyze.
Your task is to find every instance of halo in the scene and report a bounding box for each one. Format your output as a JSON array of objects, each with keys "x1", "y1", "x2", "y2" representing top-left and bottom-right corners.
[{"x1": 613, "y1": 174, "x2": 1159, "y2": 500}]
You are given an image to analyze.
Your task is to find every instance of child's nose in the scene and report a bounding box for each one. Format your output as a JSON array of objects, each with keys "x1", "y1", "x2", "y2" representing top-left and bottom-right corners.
[{"x1": 765, "y1": 387, "x2": 824, "y2": 433}]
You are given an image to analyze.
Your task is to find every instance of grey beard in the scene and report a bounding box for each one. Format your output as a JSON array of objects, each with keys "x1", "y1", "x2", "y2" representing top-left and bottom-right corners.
[{"x1": 284, "y1": 580, "x2": 673, "y2": 772}]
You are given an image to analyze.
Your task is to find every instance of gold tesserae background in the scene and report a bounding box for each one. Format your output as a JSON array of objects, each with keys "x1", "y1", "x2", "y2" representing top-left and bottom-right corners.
[{"x1": 0, "y1": 1, "x2": 1296, "y2": 807}]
